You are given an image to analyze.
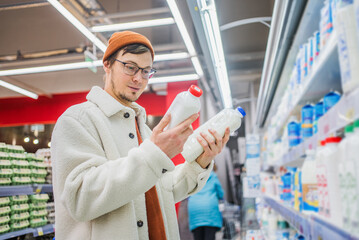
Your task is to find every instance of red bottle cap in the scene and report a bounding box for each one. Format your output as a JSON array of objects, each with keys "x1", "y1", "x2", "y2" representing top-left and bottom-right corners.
[
  {"x1": 189, "y1": 85, "x2": 203, "y2": 97},
  {"x1": 325, "y1": 137, "x2": 341, "y2": 143}
]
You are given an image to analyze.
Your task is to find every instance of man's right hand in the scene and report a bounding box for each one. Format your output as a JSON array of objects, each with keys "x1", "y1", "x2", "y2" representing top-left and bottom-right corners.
[{"x1": 150, "y1": 113, "x2": 198, "y2": 159}]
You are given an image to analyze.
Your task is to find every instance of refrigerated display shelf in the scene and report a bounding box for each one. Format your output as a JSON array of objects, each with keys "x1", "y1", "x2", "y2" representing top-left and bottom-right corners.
[
  {"x1": 274, "y1": 86, "x2": 359, "y2": 167},
  {"x1": 270, "y1": 30, "x2": 341, "y2": 144},
  {"x1": 0, "y1": 224, "x2": 54, "y2": 240},
  {"x1": 0, "y1": 184, "x2": 53, "y2": 197},
  {"x1": 263, "y1": 196, "x2": 359, "y2": 240}
]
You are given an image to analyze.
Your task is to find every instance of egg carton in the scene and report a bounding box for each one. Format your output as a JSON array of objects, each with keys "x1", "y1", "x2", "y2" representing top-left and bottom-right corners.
[
  {"x1": 0, "y1": 169, "x2": 13, "y2": 178},
  {"x1": 29, "y1": 202, "x2": 47, "y2": 211},
  {"x1": 11, "y1": 177, "x2": 31, "y2": 185},
  {"x1": 30, "y1": 194, "x2": 49, "y2": 203},
  {"x1": 10, "y1": 195, "x2": 29, "y2": 205},
  {"x1": 13, "y1": 168, "x2": 31, "y2": 177},
  {"x1": 11, "y1": 203, "x2": 29, "y2": 214},
  {"x1": 0, "y1": 197, "x2": 10, "y2": 207},
  {"x1": 0, "y1": 178, "x2": 12, "y2": 186},
  {"x1": 0, "y1": 215, "x2": 10, "y2": 225},
  {"x1": 0, "y1": 160, "x2": 11, "y2": 168},
  {"x1": 0, "y1": 206, "x2": 11, "y2": 217},
  {"x1": 0, "y1": 224, "x2": 10, "y2": 234},
  {"x1": 10, "y1": 212, "x2": 30, "y2": 223},
  {"x1": 29, "y1": 217, "x2": 47, "y2": 228},
  {"x1": 10, "y1": 219, "x2": 29, "y2": 231}
]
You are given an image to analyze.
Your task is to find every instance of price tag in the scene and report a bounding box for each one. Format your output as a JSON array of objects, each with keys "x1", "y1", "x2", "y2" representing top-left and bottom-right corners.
[
  {"x1": 37, "y1": 227, "x2": 44, "y2": 236},
  {"x1": 35, "y1": 186, "x2": 42, "y2": 194},
  {"x1": 345, "y1": 108, "x2": 354, "y2": 122}
]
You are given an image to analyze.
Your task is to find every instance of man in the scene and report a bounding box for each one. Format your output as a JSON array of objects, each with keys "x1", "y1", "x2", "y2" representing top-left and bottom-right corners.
[{"x1": 51, "y1": 31, "x2": 230, "y2": 240}]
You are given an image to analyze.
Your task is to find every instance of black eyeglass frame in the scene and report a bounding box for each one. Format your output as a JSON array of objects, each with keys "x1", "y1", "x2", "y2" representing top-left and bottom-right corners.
[{"x1": 115, "y1": 59, "x2": 156, "y2": 79}]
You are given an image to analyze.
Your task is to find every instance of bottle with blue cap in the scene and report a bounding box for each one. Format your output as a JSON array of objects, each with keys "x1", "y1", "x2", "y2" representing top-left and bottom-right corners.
[{"x1": 181, "y1": 107, "x2": 246, "y2": 162}]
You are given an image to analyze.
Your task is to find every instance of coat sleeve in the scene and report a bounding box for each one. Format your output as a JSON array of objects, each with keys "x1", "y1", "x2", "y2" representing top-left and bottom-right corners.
[
  {"x1": 51, "y1": 115, "x2": 175, "y2": 222},
  {"x1": 160, "y1": 159, "x2": 214, "y2": 203}
]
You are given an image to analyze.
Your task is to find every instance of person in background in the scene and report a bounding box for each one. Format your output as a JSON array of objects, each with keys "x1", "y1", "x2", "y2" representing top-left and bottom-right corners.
[
  {"x1": 51, "y1": 31, "x2": 230, "y2": 240},
  {"x1": 187, "y1": 163, "x2": 225, "y2": 240}
]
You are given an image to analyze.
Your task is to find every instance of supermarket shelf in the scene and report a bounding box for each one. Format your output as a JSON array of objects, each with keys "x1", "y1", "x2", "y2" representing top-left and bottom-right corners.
[
  {"x1": 277, "y1": 134, "x2": 318, "y2": 167},
  {"x1": 0, "y1": 184, "x2": 53, "y2": 197},
  {"x1": 263, "y1": 195, "x2": 359, "y2": 240},
  {"x1": 0, "y1": 228, "x2": 33, "y2": 240},
  {"x1": 263, "y1": 196, "x2": 311, "y2": 238},
  {"x1": 32, "y1": 224, "x2": 55, "y2": 237},
  {"x1": 271, "y1": 31, "x2": 341, "y2": 143},
  {"x1": 275, "y1": 85, "x2": 359, "y2": 167},
  {"x1": 0, "y1": 224, "x2": 54, "y2": 240},
  {"x1": 318, "y1": 86, "x2": 359, "y2": 140}
]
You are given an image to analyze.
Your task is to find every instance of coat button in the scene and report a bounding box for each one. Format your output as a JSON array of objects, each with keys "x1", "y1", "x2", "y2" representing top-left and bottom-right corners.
[
  {"x1": 124, "y1": 112, "x2": 130, "y2": 118},
  {"x1": 137, "y1": 220, "x2": 143, "y2": 227},
  {"x1": 129, "y1": 133, "x2": 135, "y2": 139},
  {"x1": 162, "y1": 169, "x2": 167, "y2": 174}
]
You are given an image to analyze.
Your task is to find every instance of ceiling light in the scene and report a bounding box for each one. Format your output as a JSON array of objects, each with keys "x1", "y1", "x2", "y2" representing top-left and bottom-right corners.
[
  {"x1": 24, "y1": 137, "x2": 30, "y2": 143},
  {"x1": 197, "y1": 0, "x2": 233, "y2": 108},
  {"x1": 149, "y1": 73, "x2": 200, "y2": 84},
  {"x1": 47, "y1": 0, "x2": 107, "y2": 52},
  {"x1": 33, "y1": 139, "x2": 39, "y2": 145},
  {"x1": 154, "y1": 52, "x2": 189, "y2": 61},
  {"x1": 166, "y1": 0, "x2": 204, "y2": 77},
  {"x1": 91, "y1": 18, "x2": 175, "y2": 32},
  {"x1": 0, "y1": 53, "x2": 191, "y2": 76},
  {"x1": 48, "y1": 141, "x2": 51, "y2": 148},
  {"x1": 0, "y1": 80, "x2": 38, "y2": 99},
  {"x1": 0, "y1": 61, "x2": 103, "y2": 76}
]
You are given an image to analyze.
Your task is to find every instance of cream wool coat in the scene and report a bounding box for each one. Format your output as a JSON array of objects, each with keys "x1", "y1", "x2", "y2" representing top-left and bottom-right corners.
[{"x1": 51, "y1": 86, "x2": 213, "y2": 240}]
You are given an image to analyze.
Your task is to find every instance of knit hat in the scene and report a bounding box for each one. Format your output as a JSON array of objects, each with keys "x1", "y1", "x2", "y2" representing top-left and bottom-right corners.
[{"x1": 102, "y1": 31, "x2": 154, "y2": 63}]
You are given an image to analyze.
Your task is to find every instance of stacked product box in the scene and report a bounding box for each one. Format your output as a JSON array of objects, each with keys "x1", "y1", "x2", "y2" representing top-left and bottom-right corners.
[
  {"x1": 27, "y1": 153, "x2": 48, "y2": 184},
  {"x1": 10, "y1": 195, "x2": 30, "y2": 232},
  {"x1": 35, "y1": 149, "x2": 52, "y2": 184},
  {"x1": 0, "y1": 197, "x2": 11, "y2": 234},
  {"x1": 29, "y1": 194, "x2": 49, "y2": 228},
  {"x1": 46, "y1": 202, "x2": 55, "y2": 224}
]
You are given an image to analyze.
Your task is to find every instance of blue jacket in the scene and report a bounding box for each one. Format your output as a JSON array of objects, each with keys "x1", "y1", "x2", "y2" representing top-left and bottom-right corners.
[{"x1": 187, "y1": 172, "x2": 224, "y2": 230}]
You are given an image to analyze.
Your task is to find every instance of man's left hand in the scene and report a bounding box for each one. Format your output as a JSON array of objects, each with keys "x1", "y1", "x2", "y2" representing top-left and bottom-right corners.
[{"x1": 195, "y1": 127, "x2": 230, "y2": 169}]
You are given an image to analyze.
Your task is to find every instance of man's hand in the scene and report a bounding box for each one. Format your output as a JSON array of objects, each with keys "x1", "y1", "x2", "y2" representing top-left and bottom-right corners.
[
  {"x1": 195, "y1": 127, "x2": 230, "y2": 169},
  {"x1": 150, "y1": 113, "x2": 198, "y2": 159}
]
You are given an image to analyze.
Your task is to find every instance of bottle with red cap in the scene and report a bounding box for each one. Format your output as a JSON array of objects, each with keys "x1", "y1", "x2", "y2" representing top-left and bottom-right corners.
[
  {"x1": 322, "y1": 136, "x2": 343, "y2": 227},
  {"x1": 164, "y1": 85, "x2": 203, "y2": 130},
  {"x1": 181, "y1": 107, "x2": 246, "y2": 163},
  {"x1": 315, "y1": 140, "x2": 326, "y2": 216}
]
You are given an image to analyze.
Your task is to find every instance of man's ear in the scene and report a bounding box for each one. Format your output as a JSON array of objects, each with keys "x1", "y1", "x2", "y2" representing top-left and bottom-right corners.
[{"x1": 103, "y1": 60, "x2": 111, "y2": 73}]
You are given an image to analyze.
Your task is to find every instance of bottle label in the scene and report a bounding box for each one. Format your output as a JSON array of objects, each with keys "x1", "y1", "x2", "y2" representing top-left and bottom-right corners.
[{"x1": 302, "y1": 183, "x2": 319, "y2": 211}]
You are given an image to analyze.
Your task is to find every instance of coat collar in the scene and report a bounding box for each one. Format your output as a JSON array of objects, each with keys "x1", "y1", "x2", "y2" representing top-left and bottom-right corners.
[{"x1": 86, "y1": 86, "x2": 147, "y2": 122}]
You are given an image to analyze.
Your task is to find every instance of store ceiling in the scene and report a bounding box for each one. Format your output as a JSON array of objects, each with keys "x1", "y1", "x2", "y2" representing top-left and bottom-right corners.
[{"x1": 0, "y1": 0, "x2": 274, "y2": 107}]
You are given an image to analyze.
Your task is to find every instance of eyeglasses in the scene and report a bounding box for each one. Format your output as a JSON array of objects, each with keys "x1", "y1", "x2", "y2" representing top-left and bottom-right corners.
[{"x1": 115, "y1": 59, "x2": 156, "y2": 79}]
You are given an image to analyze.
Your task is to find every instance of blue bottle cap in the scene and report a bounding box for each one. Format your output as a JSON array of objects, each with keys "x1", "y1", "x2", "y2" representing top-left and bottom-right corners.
[{"x1": 236, "y1": 107, "x2": 246, "y2": 117}]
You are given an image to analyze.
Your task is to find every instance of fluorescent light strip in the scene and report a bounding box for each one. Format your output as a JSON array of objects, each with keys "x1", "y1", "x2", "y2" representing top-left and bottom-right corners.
[
  {"x1": 166, "y1": 0, "x2": 203, "y2": 77},
  {"x1": 0, "y1": 52, "x2": 192, "y2": 76},
  {"x1": 92, "y1": 18, "x2": 175, "y2": 32},
  {"x1": 149, "y1": 74, "x2": 199, "y2": 84},
  {"x1": 0, "y1": 60, "x2": 103, "y2": 76},
  {"x1": 0, "y1": 80, "x2": 38, "y2": 99},
  {"x1": 154, "y1": 52, "x2": 189, "y2": 61},
  {"x1": 199, "y1": 1, "x2": 233, "y2": 108},
  {"x1": 47, "y1": 0, "x2": 107, "y2": 52}
]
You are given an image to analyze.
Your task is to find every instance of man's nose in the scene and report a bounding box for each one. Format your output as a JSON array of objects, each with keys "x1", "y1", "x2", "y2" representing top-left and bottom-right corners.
[{"x1": 133, "y1": 70, "x2": 143, "y2": 82}]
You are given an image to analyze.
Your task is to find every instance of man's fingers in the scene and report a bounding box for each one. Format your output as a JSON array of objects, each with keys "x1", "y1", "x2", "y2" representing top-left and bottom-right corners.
[
  {"x1": 154, "y1": 114, "x2": 171, "y2": 133},
  {"x1": 197, "y1": 136, "x2": 210, "y2": 151},
  {"x1": 222, "y1": 127, "x2": 230, "y2": 148},
  {"x1": 208, "y1": 129, "x2": 222, "y2": 146},
  {"x1": 200, "y1": 132, "x2": 216, "y2": 151},
  {"x1": 175, "y1": 113, "x2": 198, "y2": 133}
]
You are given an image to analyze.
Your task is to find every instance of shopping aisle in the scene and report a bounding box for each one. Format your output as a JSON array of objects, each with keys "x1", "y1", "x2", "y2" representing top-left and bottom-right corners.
[{"x1": 255, "y1": 0, "x2": 359, "y2": 239}]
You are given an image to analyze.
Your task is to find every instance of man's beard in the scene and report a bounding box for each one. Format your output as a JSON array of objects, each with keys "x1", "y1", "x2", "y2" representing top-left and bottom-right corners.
[{"x1": 111, "y1": 78, "x2": 139, "y2": 103}]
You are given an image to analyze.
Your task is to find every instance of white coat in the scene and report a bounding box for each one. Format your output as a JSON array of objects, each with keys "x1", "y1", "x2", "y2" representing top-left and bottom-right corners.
[{"x1": 51, "y1": 86, "x2": 213, "y2": 240}]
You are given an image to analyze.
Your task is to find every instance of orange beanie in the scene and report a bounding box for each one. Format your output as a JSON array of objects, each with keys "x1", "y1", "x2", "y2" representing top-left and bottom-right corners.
[{"x1": 102, "y1": 31, "x2": 154, "y2": 63}]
